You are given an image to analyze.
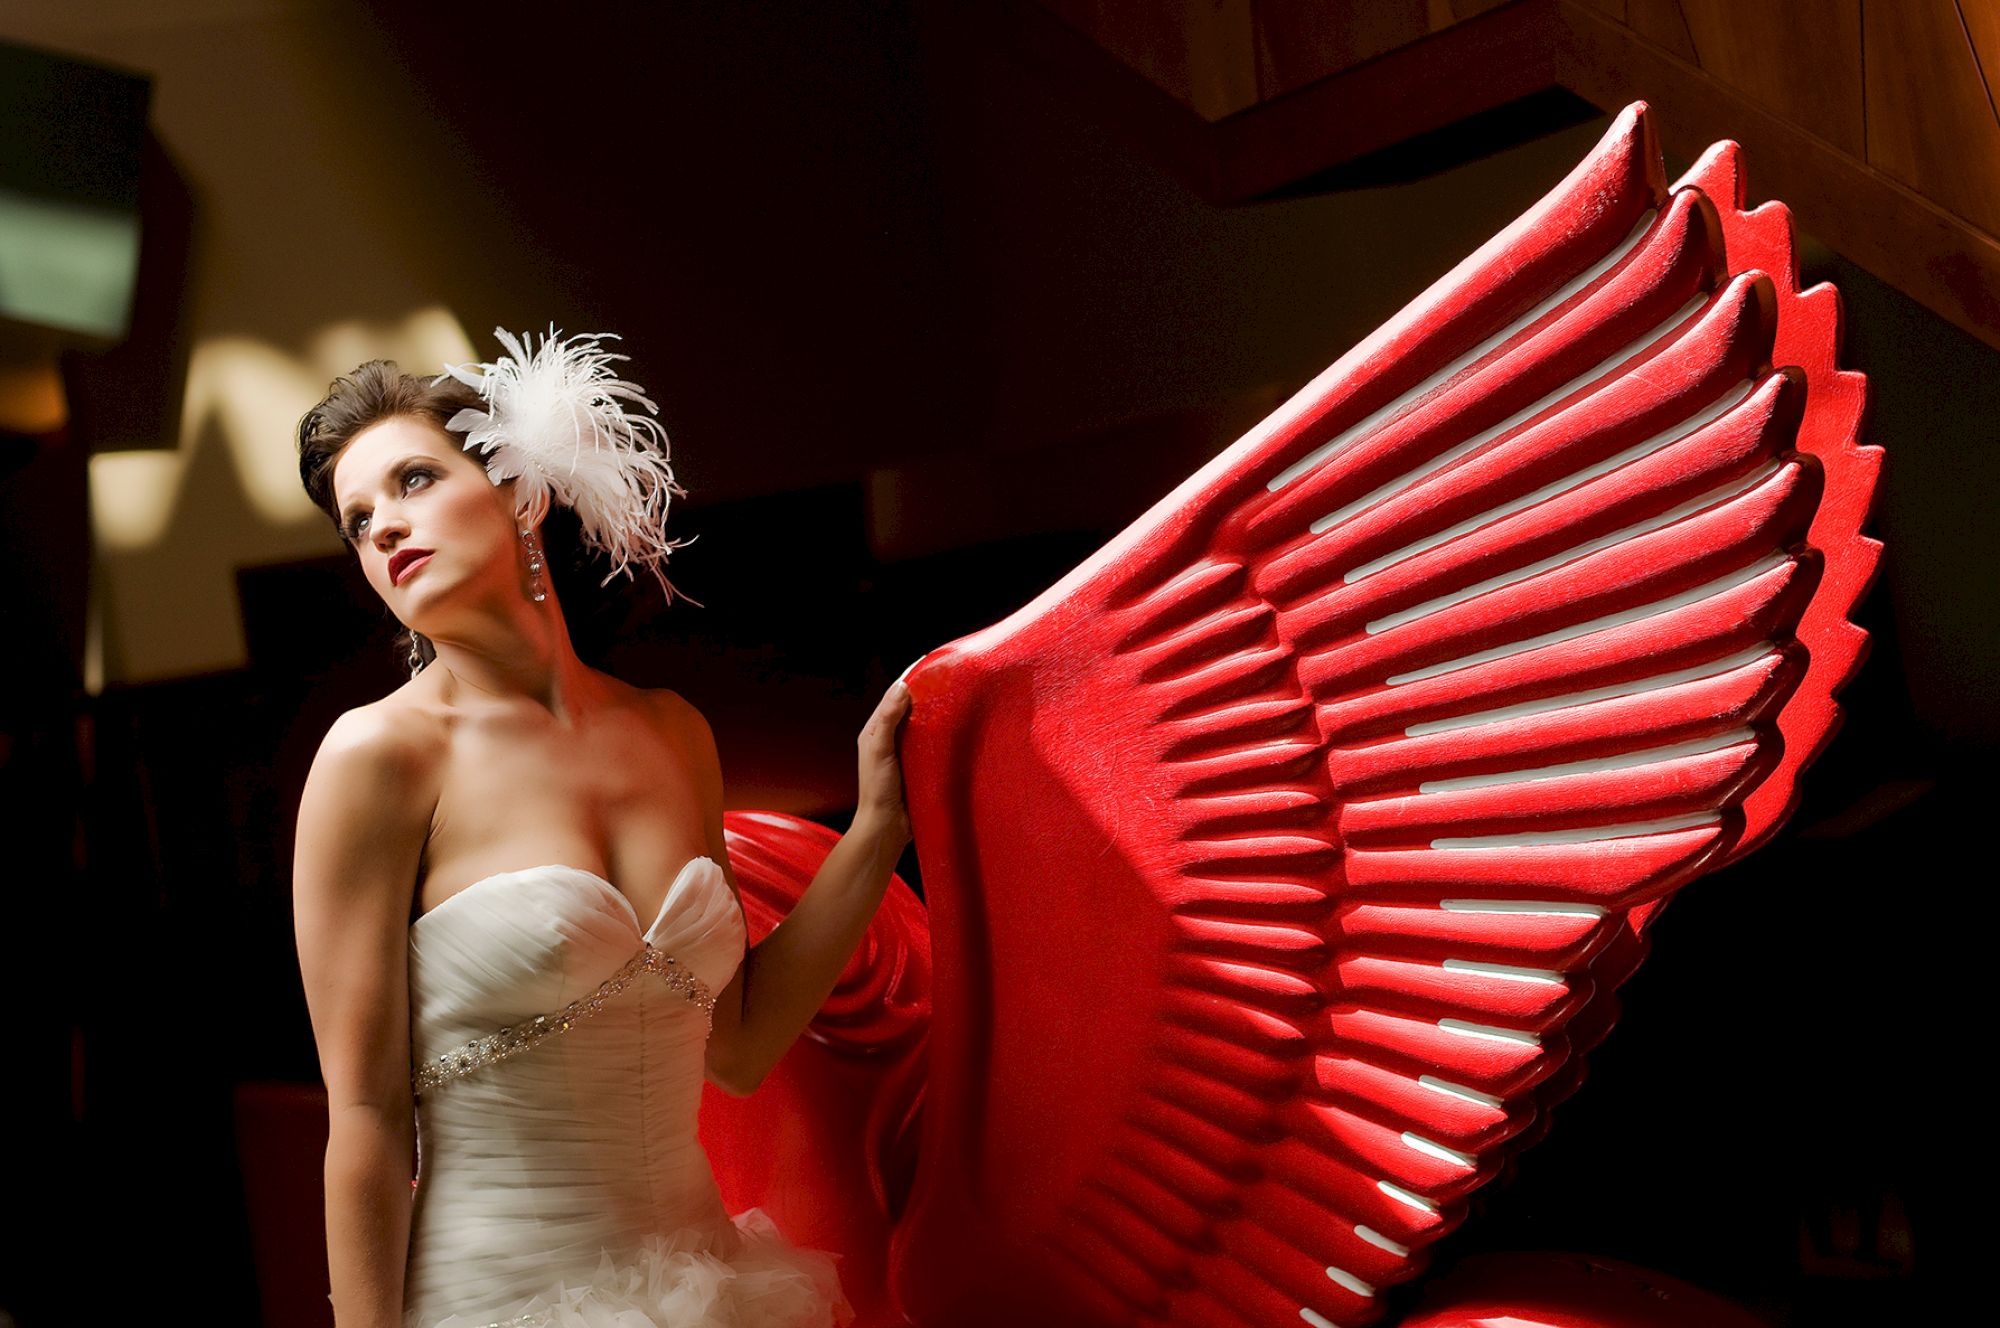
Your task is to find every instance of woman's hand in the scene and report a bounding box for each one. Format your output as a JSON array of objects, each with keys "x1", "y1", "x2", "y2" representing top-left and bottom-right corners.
[
  {"x1": 855, "y1": 678, "x2": 913, "y2": 850},
  {"x1": 717, "y1": 677, "x2": 914, "y2": 1094}
]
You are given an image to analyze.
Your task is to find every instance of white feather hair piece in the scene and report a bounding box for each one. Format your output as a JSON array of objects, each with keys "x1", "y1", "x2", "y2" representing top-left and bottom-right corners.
[{"x1": 435, "y1": 325, "x2": 694, "y2": 600}]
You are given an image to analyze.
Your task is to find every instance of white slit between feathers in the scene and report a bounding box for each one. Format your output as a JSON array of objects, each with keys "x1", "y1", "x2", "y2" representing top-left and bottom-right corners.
[
  {"x1": 1307, "y1": 292, "x2": 1708, "y2": 534},
  {"x1": 1386, "y1": 551, "x2": 1790, "y2": 685},
  {"x1": 1364, "y1": 455, "x2": 1779, "y2": 634},
  {"x1": 1432, "y1": 810, "x2": 1718, "y2": 849},
  {"x1": 1439, "y1": 899, "x2": 1605, "y2": 917},
  {"x1": 1268, "y1": 211, "x2": 1658, "y2": 492},
  {"x1": 1347, "y1": 378, "x2": 1757, "y2": 585},
  {"x1": 1441, "y1": 958, "x2": 1564, "y2": 985},
  {"x1": 1377, "y1": 1179, "x2": 1440, "y2": 1212},
  {"x1": 1355, "y1": 1225, "x2": 1411, "y2": 1257},
  {"x1": 1439, "y1": 1018, "x2": 1539, "y2": 1046},
  {"x1": 1418, "y1": 1073, "x2": 1505, "y2": 1107},
  {"x1": 1417, "y1": 727, "x2": 1756, "y2": 792},
  {"x1": 1401, "y1": 1132, "x2": 1476, "y2": 1168},
  {"x1": 1325, "y1": 1265, "x2": 1377, "y2": 1297},
  {"x1": 1404, "y1": 643, "x2": 1776, "y2": 734}
]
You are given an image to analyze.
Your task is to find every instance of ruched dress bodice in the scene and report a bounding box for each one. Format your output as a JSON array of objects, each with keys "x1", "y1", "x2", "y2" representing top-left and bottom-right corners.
[{"x1": 402, "y1": 858, "x2": 850, "y2": 1328}]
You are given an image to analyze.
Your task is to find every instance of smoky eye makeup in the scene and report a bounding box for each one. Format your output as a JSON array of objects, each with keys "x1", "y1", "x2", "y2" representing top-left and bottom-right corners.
[{"x1": 340, "y1": 458, "x2": 439, "y2": 543}]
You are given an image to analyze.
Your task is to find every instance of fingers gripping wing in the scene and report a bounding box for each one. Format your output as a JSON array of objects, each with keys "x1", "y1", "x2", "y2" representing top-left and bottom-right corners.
[{"x1": 893, "y1": 103, "x2": 1878, "y2": 1328}]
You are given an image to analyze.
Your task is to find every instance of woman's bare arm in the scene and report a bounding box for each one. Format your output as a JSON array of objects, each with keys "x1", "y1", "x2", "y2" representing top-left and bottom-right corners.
[
  {"x1": 293, "y1": 705, "x2": 438, "y2": 1328},
  {"x1": 693, "y1": 682, "x2": 912, "y2": 1096}
]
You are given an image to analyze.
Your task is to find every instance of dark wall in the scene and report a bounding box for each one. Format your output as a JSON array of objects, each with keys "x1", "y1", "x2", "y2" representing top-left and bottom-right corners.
[{"x1": 12, "y1": 2, "x2": 1985, "y2": 1325}]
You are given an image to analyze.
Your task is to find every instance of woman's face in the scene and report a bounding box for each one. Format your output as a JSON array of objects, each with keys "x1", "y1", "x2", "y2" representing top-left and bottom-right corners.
[{"x1": 330, "y1": 416, "x2": 522, "y2": 631}]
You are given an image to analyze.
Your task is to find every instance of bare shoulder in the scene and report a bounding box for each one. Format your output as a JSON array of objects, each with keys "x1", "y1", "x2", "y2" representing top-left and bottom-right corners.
[
  {"x1": 296, "y1": 696, "x2": 447, "y2": 900},
  {"x1": 638, "y1": 686, "x2": 722, "y2": 789},
  {"x1": 639, "y1": 686, "x2": 714, "y2": 748},
  {"x1": 313, "y1": 693, "x2": 448, "y2": 779},
  {"x1": 294, "y1": 695, "x2": 445, "y2": 1112}
]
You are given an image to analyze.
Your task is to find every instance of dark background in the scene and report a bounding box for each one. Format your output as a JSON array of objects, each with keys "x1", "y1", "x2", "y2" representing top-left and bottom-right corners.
[{"x1": 3, "y1": 2, "x2": 1985, "y2": 1324}]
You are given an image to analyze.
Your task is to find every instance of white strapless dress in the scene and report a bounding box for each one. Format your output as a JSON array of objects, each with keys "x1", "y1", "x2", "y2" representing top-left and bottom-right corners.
[{"x1": 403, "y1": 856, "x2": 854, "y2": 1328}]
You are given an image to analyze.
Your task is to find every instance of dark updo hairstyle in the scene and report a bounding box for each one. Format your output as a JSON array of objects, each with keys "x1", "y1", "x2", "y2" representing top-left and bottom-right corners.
[{"x1": 296, "y1": 359, "x2": 609, "y2": 678}]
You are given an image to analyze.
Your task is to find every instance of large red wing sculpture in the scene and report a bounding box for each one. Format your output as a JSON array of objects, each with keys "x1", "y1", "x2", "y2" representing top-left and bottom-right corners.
[{"x1": 881, "y1": 101, "x2": 1881, "y2": 1328}]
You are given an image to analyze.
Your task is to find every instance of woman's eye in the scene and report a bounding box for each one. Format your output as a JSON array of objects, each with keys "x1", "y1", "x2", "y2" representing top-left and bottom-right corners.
[{"x1": 343, "y1": 466, "x2": 434, "y2": 540}]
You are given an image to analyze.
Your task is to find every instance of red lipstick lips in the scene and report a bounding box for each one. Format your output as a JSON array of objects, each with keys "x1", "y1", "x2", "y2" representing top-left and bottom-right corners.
[{"x1": 388, "y1": 548, "x2": 434, "y2": 586}]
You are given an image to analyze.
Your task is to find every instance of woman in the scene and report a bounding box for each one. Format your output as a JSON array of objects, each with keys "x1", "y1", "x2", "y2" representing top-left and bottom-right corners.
[{"x1": 291, "y1": 338, "x2": 905, "y2": 1328}]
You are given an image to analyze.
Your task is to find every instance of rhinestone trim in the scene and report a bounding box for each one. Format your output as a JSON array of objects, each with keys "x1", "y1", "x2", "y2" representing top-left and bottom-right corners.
[
  {"x1": 459, "y1": 1306, "x2": 557, "y2": 1328},
  {"x1": 413, "y1": 943, "x2": 716, "y2": 1099}
]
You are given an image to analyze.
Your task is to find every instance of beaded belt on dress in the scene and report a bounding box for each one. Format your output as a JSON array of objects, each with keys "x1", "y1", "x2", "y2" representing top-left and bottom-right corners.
[
  {"x1": 412, "y1": 942, "x2": 716, "y2": 1098},
  {"x1": 449, "y1": 1301, "x2": 588, "y2": 1328}
]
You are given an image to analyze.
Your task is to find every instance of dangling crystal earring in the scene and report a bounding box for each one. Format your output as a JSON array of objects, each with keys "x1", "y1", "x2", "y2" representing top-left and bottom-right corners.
[{"x1": 521, "y1": 527, "x2": 547, "y2": 603}]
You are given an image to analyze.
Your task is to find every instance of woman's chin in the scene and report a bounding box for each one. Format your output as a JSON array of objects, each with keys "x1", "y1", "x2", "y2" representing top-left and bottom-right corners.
[
  {"x1": 390, "y1": 558, "x2": 464, "y2": 605},
  {"x1": 392, "y1": 573, "x2": 508, "y2": 635},
  {"x1": 387, "y1": 582, "x2": 450, "y2": 629}
]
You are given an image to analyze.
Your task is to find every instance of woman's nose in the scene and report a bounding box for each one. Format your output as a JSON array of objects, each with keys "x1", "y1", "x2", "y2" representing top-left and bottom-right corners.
[{"x1": 371, "y1": 506, "x2": 411, "y2": 550}]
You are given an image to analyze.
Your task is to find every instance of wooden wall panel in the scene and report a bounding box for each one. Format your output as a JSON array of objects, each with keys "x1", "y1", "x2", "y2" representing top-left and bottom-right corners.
[
  {"x1": 1556, "y1": 0, "x2": 2000, "y2": 351},
  {"x1": 1216, "y1": 0, "x2": 1557, "y2": 197},
  {"x1": 1625, "y1": 0, "x2": 1696, "y2": 61},
  {"x1": 1000, "y1": 0, "x2": 2000, "y2": 350},
  {"x1": 1448, "y1": 0, "x2": 1521, "y2": 19},
  {"x1": 1962, "y1": 0, "x2": 2000, "y2": 90},
  {"x1": 1253, "y1": 0, "x2": 1433, "y2": 100},
  {"x1": 1673, "y1": 0, "x2": 1865, "y2": 156},
  {"x1": 1863, "y1": 0, "x2": 2000, "y2": 238},
  {"x1": 1037, "y1": 0, "x2": 1258, "y2": 119}
]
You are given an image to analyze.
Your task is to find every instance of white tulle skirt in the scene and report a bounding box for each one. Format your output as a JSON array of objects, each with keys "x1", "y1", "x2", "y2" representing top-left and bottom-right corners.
[{"x1": 412, "y1": 1207, "x2": 855, "y2": 1328}]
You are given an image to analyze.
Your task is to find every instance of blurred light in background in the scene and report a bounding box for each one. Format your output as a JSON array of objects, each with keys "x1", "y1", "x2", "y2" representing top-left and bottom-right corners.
[
  {"x1": 88, "y1": 305, "x2": 476, "y2": 551},
  {"x1": 0, "y1": 356, "x2": 67, "y2": 435},
  {"x1": 88, "y1": 447, "x2": 182, "y2": 550},
  {"x1": 0, "y1": 185, "x2": 141, "y2": 340}
]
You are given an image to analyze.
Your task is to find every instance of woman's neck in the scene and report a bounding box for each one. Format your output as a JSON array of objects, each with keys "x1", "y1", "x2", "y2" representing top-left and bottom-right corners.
[{"x1": 425, "y1": 599, "x2": 599, "y2": 722}]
